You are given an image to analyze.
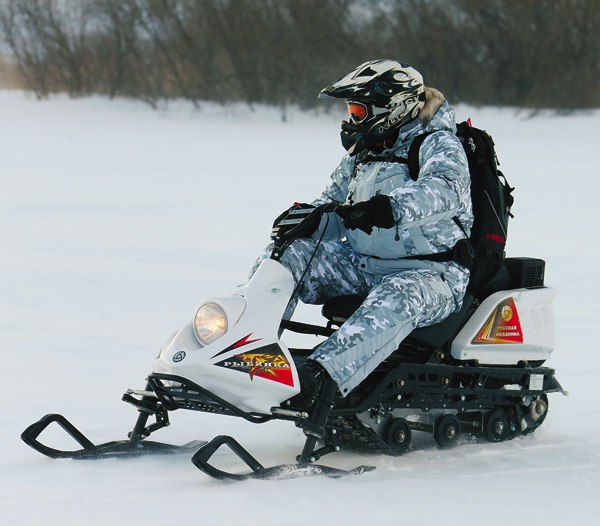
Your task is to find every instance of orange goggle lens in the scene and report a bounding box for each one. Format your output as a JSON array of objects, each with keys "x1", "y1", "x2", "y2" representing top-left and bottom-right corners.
[{"x1": 347, "y1": 102, "x2": 368, "y2": 124}]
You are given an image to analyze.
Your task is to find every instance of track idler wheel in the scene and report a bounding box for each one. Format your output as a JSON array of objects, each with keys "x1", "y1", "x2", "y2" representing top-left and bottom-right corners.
[
  {"x1": 483, "y1": 408, "x2": 512, "y2": 442},
  {"x1": 522, "y1": 394, "x2": 549, "y2": 435},
  {"x1": 385, "y1": 418, "x2": 412, "y2": 455},
  {"x1": 433, "y1": 415, "x2": 461, "y2": 449}
]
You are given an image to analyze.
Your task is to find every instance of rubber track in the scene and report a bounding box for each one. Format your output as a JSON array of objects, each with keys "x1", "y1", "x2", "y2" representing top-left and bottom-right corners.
[{"x1": 327, "y1": 415, "x2": 393, "y2": 454}]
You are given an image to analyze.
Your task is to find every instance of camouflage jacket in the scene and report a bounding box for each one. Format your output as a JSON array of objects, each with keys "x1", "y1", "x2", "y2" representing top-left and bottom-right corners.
[{"x1": 314, "y1": 100, "x2": 473, "y2": 274}]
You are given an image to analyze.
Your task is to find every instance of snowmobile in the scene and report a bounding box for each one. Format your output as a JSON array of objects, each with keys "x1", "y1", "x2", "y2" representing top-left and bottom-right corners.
[{"x1": 22, "y1": 203, "x2": 567, "y2": 480}]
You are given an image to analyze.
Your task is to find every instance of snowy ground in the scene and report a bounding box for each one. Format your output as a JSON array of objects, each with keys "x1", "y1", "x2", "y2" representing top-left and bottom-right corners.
[{"x1": 1, "y1": 90, "x2": 599, "y2": 525}]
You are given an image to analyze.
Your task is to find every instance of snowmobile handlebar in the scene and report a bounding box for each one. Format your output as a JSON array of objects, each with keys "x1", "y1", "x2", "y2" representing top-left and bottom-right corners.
[{"x1": 270, "y1": 201, "x2": 346, "y2": 261}]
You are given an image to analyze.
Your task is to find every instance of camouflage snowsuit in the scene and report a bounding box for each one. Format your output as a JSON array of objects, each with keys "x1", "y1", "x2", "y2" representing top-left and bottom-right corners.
[{"x1": 260, "y1": 100, "x2": 473, "y2": 396}]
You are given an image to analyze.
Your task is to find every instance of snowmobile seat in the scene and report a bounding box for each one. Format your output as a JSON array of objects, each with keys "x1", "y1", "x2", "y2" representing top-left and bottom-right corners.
[
  {"x1": 403, "y1": 292, "x2": 475, "y2": 349},
  {"x1": 320, "y1": 258, "x2": 545, "y2": 350},
  {"x1": 321, "y1": 295, "x2": 366, "y2": 326},
  {"x1": 321, "y1": 293, "x2": 476, "y2": 350}
]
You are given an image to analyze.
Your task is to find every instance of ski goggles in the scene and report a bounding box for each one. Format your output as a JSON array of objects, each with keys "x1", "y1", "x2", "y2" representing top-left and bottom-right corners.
[
  {"x1": 346, "y1": 101, "x2": 388, "y2": 125},
  {"x1": 346, "y1": 101, "x2": 369, "y2": 125}
]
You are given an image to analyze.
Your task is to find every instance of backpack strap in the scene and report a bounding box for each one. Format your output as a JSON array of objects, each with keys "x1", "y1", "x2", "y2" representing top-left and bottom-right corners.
[
  {"x1": 407, "y1": 132, "x2": 434, "y2": 181},
  {"x1": 404, "y1": 132, "x2": 474, "y2": 269},
  {"x1": 354, "y1": 131, "x2": 434, "y2": 181},
  {"x1": 354, "y1": 131, "x2": 435, "y2": 181}
]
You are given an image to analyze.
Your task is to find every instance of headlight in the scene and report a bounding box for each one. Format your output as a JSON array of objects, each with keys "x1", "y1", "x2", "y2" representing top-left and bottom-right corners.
[{"x1": 194, "y1": 302, "x2": 227, "y2": 345}]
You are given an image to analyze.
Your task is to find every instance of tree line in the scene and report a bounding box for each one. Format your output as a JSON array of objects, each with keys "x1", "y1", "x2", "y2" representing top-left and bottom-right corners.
[{"x1": 1, "y1": 0, "x2": 598, "y2": 110}]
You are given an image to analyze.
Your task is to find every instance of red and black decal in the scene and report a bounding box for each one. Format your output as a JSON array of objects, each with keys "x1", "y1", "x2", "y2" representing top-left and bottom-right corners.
[
  {"x1": 210, "y1": 333, "x2": 262, "y2": 359},
  {"x1": 214, "y1": 343, "x2": 294, "y2": 387}
]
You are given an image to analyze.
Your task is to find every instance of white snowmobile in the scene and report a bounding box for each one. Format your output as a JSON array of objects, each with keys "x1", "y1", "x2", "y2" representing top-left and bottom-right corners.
[{"x1": 22, "y1": 203, "x2": 567, "y2": 480}]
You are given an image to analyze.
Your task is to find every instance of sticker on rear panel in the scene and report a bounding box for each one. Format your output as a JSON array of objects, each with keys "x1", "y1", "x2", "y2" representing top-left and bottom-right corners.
[
  {"x1": 529, "y1": 374, "x2": 544, "y2": 391},
  {"x1": 472, "y1": 297, "x2": 524, "y2": 344}
]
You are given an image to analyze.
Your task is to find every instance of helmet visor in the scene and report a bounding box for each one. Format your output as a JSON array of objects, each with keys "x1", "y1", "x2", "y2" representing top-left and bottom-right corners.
[{"x1": 347, "y1": 102, "x2": 369, "y2": 125}]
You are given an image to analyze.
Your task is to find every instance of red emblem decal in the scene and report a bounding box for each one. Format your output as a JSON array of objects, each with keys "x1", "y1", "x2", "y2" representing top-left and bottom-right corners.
[
  {"x1": 215, "y1": 343, "x2": 294, "y2": 386},
  {"x1": 473, "y1": 297, "x2": 523, "y2": 344}
]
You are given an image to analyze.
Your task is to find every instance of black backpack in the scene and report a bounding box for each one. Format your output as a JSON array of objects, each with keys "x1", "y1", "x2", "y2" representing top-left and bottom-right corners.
[{"x1": 407, "y1": 120, "x2": 514, "y2": 294}]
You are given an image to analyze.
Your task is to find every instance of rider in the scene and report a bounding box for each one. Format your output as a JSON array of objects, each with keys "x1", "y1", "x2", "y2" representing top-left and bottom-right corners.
[{"x1": 263, "y1": 60, "x2": 474, "y2": 405}]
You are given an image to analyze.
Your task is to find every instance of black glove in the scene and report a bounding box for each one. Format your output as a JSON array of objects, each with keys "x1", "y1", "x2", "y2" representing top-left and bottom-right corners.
[
  {"x1": 339, "y1": 194, "x2": 396, "y2": 235},
  {"x1": 271, "y1": 203, "x2": 321, "y2": 240}
]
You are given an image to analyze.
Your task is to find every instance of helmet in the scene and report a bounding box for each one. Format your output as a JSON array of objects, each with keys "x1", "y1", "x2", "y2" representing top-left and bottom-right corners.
[{"x1": 319, "y1": 59, "x2": 426, "y2": 156}]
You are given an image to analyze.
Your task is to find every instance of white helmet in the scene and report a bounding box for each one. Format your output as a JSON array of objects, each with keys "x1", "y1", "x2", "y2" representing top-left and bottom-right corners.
[{"x1": 319, "y1": 59, "x2": 426, "y2": 155}]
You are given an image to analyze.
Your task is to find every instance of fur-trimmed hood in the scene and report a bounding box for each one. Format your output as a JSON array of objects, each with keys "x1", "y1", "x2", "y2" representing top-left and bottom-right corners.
[
  {"x1": 419, "y1": 87, "x2": 446, "y2": 126},
  {"x1": 390, "y1": 86, "x2": 456, "y2": 154}
]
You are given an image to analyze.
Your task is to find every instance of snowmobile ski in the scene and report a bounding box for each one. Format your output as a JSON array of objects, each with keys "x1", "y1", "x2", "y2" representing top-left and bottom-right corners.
[
  {"x1": 191, "y1": 434, "x2": 374, "y2": 480},
  {"x1": 21, "y1": 413, "x2": 206, "y2": 459}
]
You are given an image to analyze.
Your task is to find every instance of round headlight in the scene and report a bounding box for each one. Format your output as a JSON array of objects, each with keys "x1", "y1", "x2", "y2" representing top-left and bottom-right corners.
[{"x1": 194, "y1": 302, "x2": 227, "y2": 345}]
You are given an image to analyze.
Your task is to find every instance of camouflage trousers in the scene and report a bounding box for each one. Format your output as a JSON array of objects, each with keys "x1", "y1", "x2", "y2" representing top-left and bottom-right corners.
[{"x1": 253, "y1": 239, "x2": 469, "y2": 396}]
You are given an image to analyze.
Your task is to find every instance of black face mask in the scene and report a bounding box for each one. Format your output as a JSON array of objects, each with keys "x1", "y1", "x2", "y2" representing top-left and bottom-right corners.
[
  {"x1": 340, "y1": 120, "x2": 366, "y2": 156},
  {"x1": 341, "y1": 120, "x2": 401, "y2": 156}
]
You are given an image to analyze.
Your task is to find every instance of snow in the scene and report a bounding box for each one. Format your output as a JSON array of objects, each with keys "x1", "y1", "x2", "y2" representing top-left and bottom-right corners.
[{"x1": 2, "y1": 90, "x2": 600, "y2": 525}]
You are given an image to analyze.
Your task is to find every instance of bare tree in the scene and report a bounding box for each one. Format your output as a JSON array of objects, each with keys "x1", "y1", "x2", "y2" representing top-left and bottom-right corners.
[
  {"x1": 0, "y1": 0, "x2": 97, "y2": 97},
  {"x1": 1, "y1": 0, "x2": 598, "y2": 109}
]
